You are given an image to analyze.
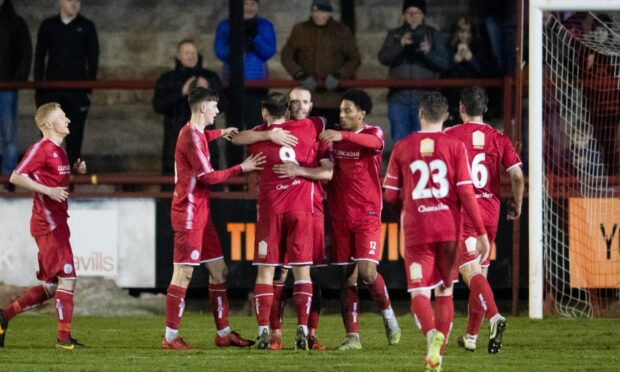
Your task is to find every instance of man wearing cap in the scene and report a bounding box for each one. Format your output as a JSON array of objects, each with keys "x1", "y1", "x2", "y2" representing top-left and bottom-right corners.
[
  {"x1": 281, "y1": 0, "x2": 361, "y2": 129},
  {"x1": 378, "y1": 0, "x2": 449, "y2": 142}
]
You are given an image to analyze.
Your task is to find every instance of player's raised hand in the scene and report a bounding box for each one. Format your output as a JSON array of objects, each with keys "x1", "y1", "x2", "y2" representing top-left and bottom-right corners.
[
  {"x1": 73, "y1": 158, "x2": 87, "y2": 174},
  {"x1": 273, "y1": 161, "x2": 302, "y2": 179},
  {"x1": 476, "y1": 233, "x2": 491, "y2": 263},
  {"x1": 268, "y1": 128, "x2": 298, "y2": 147},
  {"x1": 241, "y1": 153, "x2": 266, "y2": 172},
  {"x1": 221, "y1": 127, "x2": 239, "y2": 141},
  {"x1": 319, "y1": 129, "x2": 343, "y2": 142},
  {"x1": 507, "y1": 200, "x2": 522, "y2": 220},
  {"x1": 47, "y1": 186, "x2": 69, "y2": 202}
]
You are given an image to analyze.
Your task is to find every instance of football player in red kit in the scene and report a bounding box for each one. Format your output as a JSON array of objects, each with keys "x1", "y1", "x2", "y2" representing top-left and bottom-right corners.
[
  {"x1": 384, "y1": 92, "x2": 490, "y2": 371},
  {"x1": 444, "y1": 87, "x2": 523, "y2": 354},
  {"x1": 233, "y1": 92, "x2": 328, "y2": 350},
  {"x1": 320, "y1": 89, "x2": 400, "y2": 350},
  {"x1": 162, "y1": 87, "x2": 264, "y2": 350},
  {"x1": 1, "y1": 103, "x2": 87, "y2": 350}
]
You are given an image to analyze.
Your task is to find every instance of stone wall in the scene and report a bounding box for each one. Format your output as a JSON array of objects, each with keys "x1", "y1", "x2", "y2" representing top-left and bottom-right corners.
[{"x1": 13, "y1": 0, "x2": 472, "y2": 172}]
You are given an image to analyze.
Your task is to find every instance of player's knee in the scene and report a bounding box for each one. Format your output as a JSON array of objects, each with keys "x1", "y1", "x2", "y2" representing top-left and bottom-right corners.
[
  {"x1": 58, "y1": 278, "x2": 77, "y2": 292},
  {"x1": 358, "y1": 267, "x2": 376, "y2": 284},
  {"x1": 44, "y1": 283, "x2": 58, "y2": 297},
  {"x1": 211, "y1": 267, "x2": 228, "y2": 284}
]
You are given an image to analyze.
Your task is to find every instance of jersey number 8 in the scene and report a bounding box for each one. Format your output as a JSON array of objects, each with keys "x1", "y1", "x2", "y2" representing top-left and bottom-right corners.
[{"x1": 279, "y1": 146, "x2": 299, "y2": 165}]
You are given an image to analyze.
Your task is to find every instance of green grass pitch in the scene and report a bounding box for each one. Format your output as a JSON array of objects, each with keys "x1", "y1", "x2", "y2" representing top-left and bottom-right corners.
[{"x1": 1, "y1": 313, "x2": 619, "y2": 371}]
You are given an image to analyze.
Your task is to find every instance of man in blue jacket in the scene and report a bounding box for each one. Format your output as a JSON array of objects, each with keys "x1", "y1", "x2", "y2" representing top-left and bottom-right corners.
[{"x1": 214, "y1": 0, "x2": 276, "y2": 166}]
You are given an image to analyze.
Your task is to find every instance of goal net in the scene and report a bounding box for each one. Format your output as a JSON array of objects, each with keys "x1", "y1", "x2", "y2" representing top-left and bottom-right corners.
[{"x1": 542, "y1": 11, "x2": 620, "y2": 317}]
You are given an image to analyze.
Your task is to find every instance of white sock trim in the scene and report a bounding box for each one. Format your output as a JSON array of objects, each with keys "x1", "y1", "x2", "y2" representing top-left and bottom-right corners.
[
  {"x1": 165, "y1": 326, "x2": 179, "y2": 342},
  {"x1": 217, "y1": 326, "x2": 231, "y2": 337}
]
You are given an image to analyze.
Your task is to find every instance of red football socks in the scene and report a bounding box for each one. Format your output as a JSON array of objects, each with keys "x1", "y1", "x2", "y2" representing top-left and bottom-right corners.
[
  {"x1": 270, "y1": 283, "x2": 285, "y2": 332},
  {"x1": 435, "y1": 295, "x2": 454, "y2": 354},
  {"x1": 208, "y1": 283, "x2": 229, "y2": 331},
  {"x1": 165, "y1": 284, "x2": 187, "y2": 330},
  {"x1": 467, "y1": 274, "x2": 498, "y2": 335},
  {"x1": 308, "y1": 284, "x2": 321, "y2": 331},
  {"x1": 254, "y1": 283, "x2": 273, "y2": 327},
  {"x1": 3, "y1": 285, "x2": 51, "y2": 321},
  {"x1": 55, "y1": 288, "x2": 74, "y2": 341},
  {"x1": 411, "y1": 295, "x2": 435, "y2": 336},
  {"x1": 293, "y1": 282, "x2": 313, "y2": 327},
  {"x1": 342, "y1": 285, "x2": 359, "y2": 334},
  {"x1": 367, "y1": 273, "x2": 391, "y2": 311}
]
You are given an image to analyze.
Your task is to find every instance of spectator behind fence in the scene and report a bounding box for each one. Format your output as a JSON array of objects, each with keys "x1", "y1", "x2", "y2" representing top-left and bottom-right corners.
[
  {"x1": 444, "y1": 17, "x2": 489, "y2": 125},
  {"x1": 474, "y1": 0, "x2": 515, "y2": 76},
  {"x1": 153, "y1": 39, "x2": 224, "y2": 176},
  {"x1": 281, "y1": 0, "x2": 361, "y2": 128},
  {"x1": 34, "y1": 0, "x2": 98, "y2": 167},
  {"x1": 378, "y1": 0, "x2": 448, "y2": 142},
  {"x1": 215, "y1": 0, "x2": 276, "y2": 166},
  {"x1": 0, "y1": 0, "x2": 32, "y2": 186}
]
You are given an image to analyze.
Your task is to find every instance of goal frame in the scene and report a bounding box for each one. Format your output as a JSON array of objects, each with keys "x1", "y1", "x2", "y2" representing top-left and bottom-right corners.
[{"x1": 528, "y1": 0, "x2": 619, "y2": 319}]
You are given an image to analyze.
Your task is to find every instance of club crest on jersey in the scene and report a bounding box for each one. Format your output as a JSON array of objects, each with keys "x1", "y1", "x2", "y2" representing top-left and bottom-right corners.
[
  {"x1": 258, "y1": 240, "x2": 268, "y2": 258},
  {"x1": 420, "y1": 138, "x2": 434, "y2": 156},
  {"x1": 53, "y1": 152, "x2": 58, "y2": 158},
  {"x1": 473, "y1": 131, "x2": 485, "y2": 149}
]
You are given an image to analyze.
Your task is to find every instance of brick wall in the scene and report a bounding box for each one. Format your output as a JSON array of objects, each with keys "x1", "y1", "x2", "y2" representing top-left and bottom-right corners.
[{"x1": 13, "y1": 0, "x2": 472, "y2": 172}]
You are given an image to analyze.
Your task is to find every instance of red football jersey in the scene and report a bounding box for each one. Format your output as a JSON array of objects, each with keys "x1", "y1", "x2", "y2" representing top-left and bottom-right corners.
[
  {"x1": 171, "y1": 124, "x2": 241, "y2": 230},
  {"x1": 15, "y1": 139, "x2": 71, "y2": 237},
  {"x1": 312, "y1": 120, "x2": 331, "y2": 214},
  {"x1": 248, "y1": 117, "x2": 325, "y2": 215},
  {"x1": 383, "y1": 131, "x2": 475, "y2": 244},
  {"x1": 328, "y1": 124, "x2": 384, "y2": 221},
  {"x1": 444, "y1": 122, "x2": 521, "y2": 227}
]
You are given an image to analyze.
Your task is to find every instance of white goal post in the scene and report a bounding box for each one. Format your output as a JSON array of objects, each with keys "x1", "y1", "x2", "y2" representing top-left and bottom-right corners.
[{"x1": 529, "y1": 0, "x2": 620, "y2": 319}]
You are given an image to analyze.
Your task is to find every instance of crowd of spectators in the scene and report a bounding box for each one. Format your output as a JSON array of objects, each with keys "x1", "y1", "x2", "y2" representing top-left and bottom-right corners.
[{"x1": 1, "y1": 0, "x2": 537, "y2": 177}]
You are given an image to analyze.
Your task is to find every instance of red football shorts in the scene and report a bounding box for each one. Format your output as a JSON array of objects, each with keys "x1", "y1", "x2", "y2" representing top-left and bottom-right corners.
[
  {"x1": 254, "y1": 210, "x2": 313, "y2": 266},
  {"x1": 330, "y1": 216, "x2": 381, "y2": 265},
  {"x1": 34, "y1": 222, "x2": 76, "y2": 283},
  {"x1": 173, "y1": 218, "x2": 224, "y2": 265},
  {"x1": 311, "y1": 212, "x2": 328, "y2": 267},
  {"x1": 404, "y1": 241, "x2": 460, "y2": 292},
  {"x1": 458, "y1": 224, "x2": 498, "y2": 268}
]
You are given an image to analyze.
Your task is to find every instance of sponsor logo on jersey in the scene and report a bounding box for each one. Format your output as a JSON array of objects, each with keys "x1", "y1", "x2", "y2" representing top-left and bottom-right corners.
[
  {"x1": 476, "y1": 192, "x2": 494, "y2": 199},
  {"x1": 420, "y1": 138, "x2": 435, "y2": 156},
  {"x1": 58, "y1": 165, "x2": 71, "y2": 174},
  {"x1": 275, "y1": 178, "x2": 301, "y2": 190},
  {"x1": 333, "y1": 149, "x2": 360, "y2": 159},
  {"x1": 418, "y1": 203, "x2": 449, "y2": 213}
]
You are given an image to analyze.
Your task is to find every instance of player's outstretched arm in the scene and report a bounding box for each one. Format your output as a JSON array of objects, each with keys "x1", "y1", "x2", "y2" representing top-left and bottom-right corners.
[
  {"x1": 272, "y1": 159, "x2": 333, "y2": 180},
  {"x1": 319, "y1": 129, "x2": 382, "y2": 150},
  {"x1": 507, "y1": 166, "x2": 524, "y2": 220},
  {"x1": 231, "y1": 128, "x2": 298, "y2": 147},
  {"x1": 240, "y1": 153, "x2": 267, "y2": 173},
  {"x1": 10, "y1": 171, "x2": 68, "y2": 202}
]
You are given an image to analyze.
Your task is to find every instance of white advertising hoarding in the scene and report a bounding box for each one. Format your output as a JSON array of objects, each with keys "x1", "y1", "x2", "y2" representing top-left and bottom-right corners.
[{"x1": 0, "y1": 198, "x2": 155, "y2": 288}]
